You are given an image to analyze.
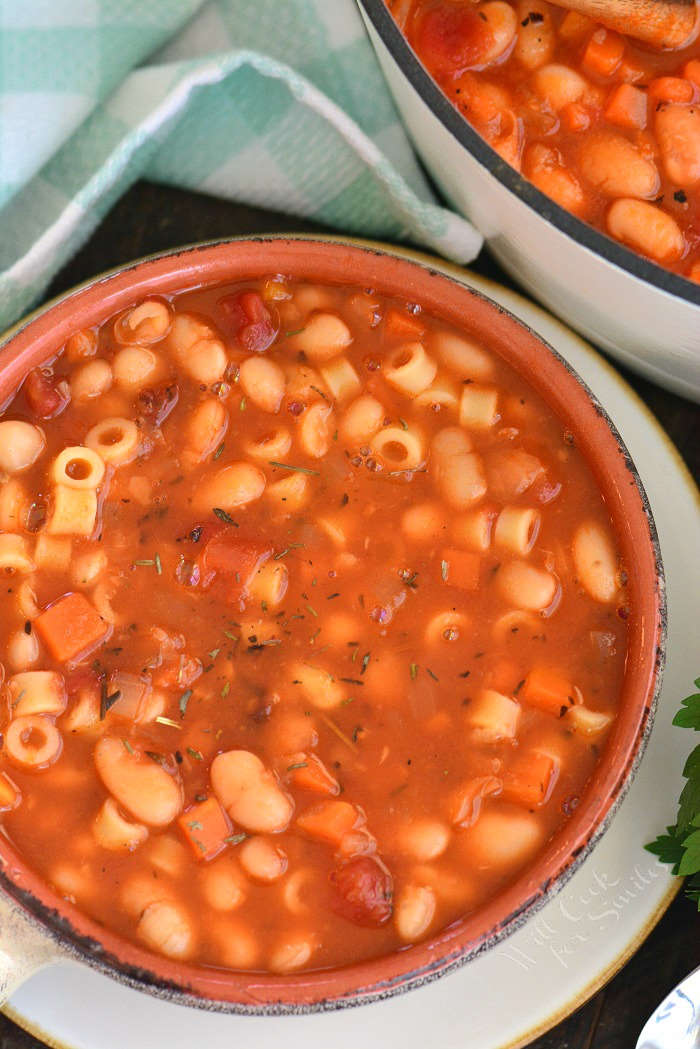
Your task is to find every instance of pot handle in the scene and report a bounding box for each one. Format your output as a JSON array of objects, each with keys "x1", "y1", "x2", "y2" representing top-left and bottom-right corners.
[{"x1": 0, "y1": 890, "x2": 67, "y2": 1004}]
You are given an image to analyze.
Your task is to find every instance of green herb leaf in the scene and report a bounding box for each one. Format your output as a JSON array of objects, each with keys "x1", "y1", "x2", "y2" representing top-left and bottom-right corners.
[
  {"x1": 647, "y1": 678, "x2": 700, "y2": 907},
  {"x1": 213, "y1": 441, "x2": 225, "y2": 461},
  {"x1": 179, "y1": 689, "x2": 193, "y2": 717},
  {"x1": 221, "y1": 681, "x2": 231, "y2": 698},
  {"x1": 410, "y1": 663, "x2": 418, "y2": 680},
  {"x1": 187, "y1": 746, "x2": 203, "y2": 762},
  {"x1": 274, "y1": 543, "x2": 305, "y2": 560},
  {"x1": 155, "y1": 715, "x2": 181, "y2": 730},
  {"x1": 286, "y1": 761, "x2": 308, "y2": 771},
  {"x1": 225, "y1": 833, "x2": 248, "y2": 846},
  {"x1": 213, "y1": 507, "x2": 236, "y2": 525},
  {"x1": 99, "y1": 682, "x2": 121, "y2": 720},
  {"x1": 268, "y1": 460, "x2": 320, "y2": 476},
  {"x1": 673, "y1": 683, "x2": 700, "y2": 730}
]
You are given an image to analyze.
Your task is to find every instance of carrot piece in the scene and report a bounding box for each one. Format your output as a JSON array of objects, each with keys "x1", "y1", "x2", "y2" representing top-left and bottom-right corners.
[
  {"x1": 582, "y1": 28, "x2": 625, "y2": 78},
  {"x1": 561, "y1": 101, "x2": 591, "y2": 132},
  {"x1": 296, "y1": 800, "x2": 359, "y2": 845},
  {"x1": 450, "y1": 776, "x2": 502, "y2": 827},
  {"x1": 178, "y1": 797, "x2": 231, "y2": 861},
  {"x1": 0, "y1": 772, "x2": 21, "y2": 812},
  {"x1": 441, "y1": 547, "x2": 480, "y2": 591},
  {"x1": 383, "y1": 308, "x2": 425, "y2": 341},
  {"x1": 648, "y1": 77, "x2": 694, "y2": 105},
  {"x1": 520, "y1": 667, "x2": 578, "y2": 717},
  {"x1": 287, "y1": 753, "x2": 340, "y2": 796},
  {"x1": 502, "y1": 752, "x2": 559, "y2": 808},
  {"x1": 604, "y1": 83, "x2": 647, "y2": 130},
  {"x1": 683, "y1": 60, "x2": 700, "y2": 87},
  {"x1": 35, "y1": 592, "x2": 111, "y2": 664}
]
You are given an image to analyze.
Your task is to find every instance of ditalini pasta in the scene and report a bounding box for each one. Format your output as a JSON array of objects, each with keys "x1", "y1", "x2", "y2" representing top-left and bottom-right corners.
[{"x1": 0, "y1": 277, "x2": 628, "y2": 974}]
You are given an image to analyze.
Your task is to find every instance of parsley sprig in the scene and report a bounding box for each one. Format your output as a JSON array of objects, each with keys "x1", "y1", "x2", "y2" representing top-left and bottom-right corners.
[{"x1": 646, "y1": 677, "x2": 700, "y2": 906}]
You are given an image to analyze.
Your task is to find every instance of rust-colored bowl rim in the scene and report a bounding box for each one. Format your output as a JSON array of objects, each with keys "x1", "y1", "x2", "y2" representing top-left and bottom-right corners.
[
  {"x1": 357, "y1": 0, "x2": 700, "y2": 308},
  {"x1": 0, "y1": 236, "x2": 665, "y2": 1014}
]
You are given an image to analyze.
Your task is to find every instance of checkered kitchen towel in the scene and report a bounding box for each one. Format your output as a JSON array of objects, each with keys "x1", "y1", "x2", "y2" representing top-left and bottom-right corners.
[{"x1": 0, "y1": 0, "x2": 482, "y2": 330}]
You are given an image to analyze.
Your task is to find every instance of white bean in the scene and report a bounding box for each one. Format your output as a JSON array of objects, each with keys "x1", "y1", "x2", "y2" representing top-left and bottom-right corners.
[
  {"x1": 211, "y1": 750, "x2": 293, "y2": 833},
  {"x1": 137, "y1": 900, "x2": 194, "y2": 959},
  {"x1": 395, "y1": 884, "x2": 437, "y2": 942},
  {"x1": 239, "y1": 356, "x2": 285, "y2": 413},
  {"x1": 94, "y1": 736, "x2": 183, "y2": 828},
  {"x1": 268, "y1": 933, "x2": 314, "y2": 973},
  {"x1": 239, "y1": 836, "x2": 287, "y2": 882},
  {"x1": 0, "y1": 421, "x2": 45, "y2": 473},
  {"x1": 396, "y1": 819, "x2": 450, "y2": 861}
]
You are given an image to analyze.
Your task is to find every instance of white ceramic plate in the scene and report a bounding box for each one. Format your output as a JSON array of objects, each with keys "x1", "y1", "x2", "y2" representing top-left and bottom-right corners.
[{"x1": 4, "y1": 261, "x2": 698, "y2": 1049}]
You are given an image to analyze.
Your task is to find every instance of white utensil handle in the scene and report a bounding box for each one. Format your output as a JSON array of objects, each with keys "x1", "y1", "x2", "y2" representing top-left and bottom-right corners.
[{"x1": 637, "y1": 965, "x2": 700, "y2": 1049}]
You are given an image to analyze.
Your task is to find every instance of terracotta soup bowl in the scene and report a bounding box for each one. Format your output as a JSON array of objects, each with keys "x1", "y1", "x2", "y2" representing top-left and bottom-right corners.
[{"x1": 0, "y1": 237, "x2": 664, "y2": 1013}]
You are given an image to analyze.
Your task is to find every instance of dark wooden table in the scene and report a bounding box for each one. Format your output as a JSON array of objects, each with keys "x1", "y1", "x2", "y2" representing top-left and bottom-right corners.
[{"x1": 1, "y1": 181, "x2": 698, "y2": 1049}]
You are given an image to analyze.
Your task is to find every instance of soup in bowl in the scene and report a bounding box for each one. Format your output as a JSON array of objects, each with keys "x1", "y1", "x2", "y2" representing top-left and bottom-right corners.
[{"x1": 0, "y1": 237, "x2": 663, "y2": 1010}]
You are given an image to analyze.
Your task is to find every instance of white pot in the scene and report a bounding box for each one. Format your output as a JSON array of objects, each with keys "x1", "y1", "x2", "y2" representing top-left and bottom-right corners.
[{"x1": 357, "y1": 0, "x2": 700, "y2": 401}]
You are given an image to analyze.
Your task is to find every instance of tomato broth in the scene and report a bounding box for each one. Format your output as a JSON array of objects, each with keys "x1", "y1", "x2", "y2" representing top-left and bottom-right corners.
[{"x1": 0, "y1": 277, "x2": 628, "y2": 974}]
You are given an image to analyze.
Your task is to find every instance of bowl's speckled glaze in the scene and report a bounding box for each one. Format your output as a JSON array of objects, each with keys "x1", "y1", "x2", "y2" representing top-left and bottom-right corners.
[{"x1": 0, "y1": 237, "x2": 665, "y2": 1012}]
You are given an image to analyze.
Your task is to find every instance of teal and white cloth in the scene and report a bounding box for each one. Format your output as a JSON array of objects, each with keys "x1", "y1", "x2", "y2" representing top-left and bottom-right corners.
[{"x1": 0, "y1": 0, "x2": 482, "y2": 331}]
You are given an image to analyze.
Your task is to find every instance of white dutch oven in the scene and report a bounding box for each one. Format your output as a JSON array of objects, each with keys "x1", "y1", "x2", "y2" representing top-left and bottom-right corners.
[{"x1": 357, "y1": 0, "x2": 700, "y2": 400}]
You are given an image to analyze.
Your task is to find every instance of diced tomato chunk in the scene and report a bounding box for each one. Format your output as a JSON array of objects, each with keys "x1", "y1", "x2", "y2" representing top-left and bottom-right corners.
[
  {"x1": 218, "y1": 291, "x2": 278, "y2": 353},
  {"x1": 24, "y1": 368, "x2": 69, "y2": 419},
  {"x1": 416, "y1": 4, "x2": 495, "y2": 75},
  {"x1": 35, "y1": 592, "x2": 111, "y2": 664},
  {"x1": 64, "y1": 665, "x2": 103, "y2": 697},
  {"x1": 330, "y1": 856, "x2": 394, "y2": 927}
]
